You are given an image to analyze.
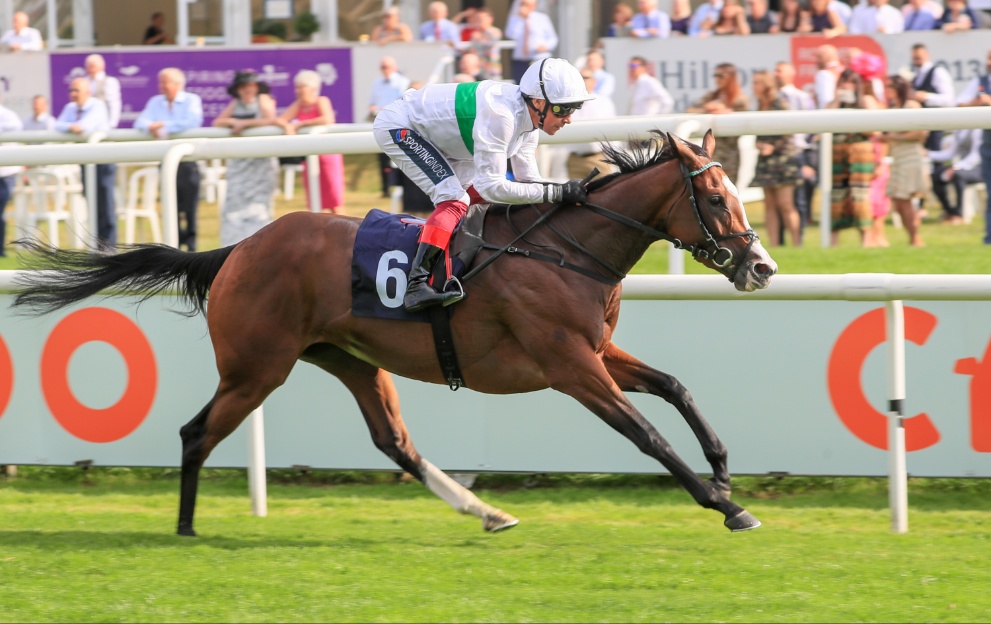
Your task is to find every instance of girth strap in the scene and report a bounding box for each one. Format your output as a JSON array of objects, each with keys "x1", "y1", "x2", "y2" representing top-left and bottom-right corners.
[
  {"x1": 481, "y1": 243, "x2": 620, "y2": 285},
  {"x1": 429, "y1": 305, "x2": 466, "y2": 391}
]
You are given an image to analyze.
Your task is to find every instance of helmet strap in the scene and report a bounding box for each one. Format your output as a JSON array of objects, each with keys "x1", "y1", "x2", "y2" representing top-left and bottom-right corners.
[{"x1": 525, "y1": 58, "x2": 551, "y2": 131}]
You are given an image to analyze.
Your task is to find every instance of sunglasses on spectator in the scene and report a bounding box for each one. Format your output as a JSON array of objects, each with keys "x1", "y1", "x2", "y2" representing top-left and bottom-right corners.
[
  {"x1": 629, "y1": 63, "x2": 642, "y2": 69},
  {"x1": 549, "y1": 102, "x2": 583, "y2": 117},
  {"x1": 713, "y1": 73, "x2": 726, "y2": 79}
]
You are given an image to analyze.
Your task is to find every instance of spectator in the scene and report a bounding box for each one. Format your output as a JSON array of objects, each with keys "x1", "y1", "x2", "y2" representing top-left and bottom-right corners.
[
  {"x1": 751, "y1": 71, "x2": 801, "y2": 247},
  {"x1": 827, "y1": 70, "x2": 874, "y2": 246},
  {"x1": 705, "y1": 0, "x2": 752, "y2": 35},
  {"x1": 567, "y1": 70, "x2": 619, "y2": 180},
  {"x1": 607, "y1": 3, "x2": 635, "y2": 36},
  {"x1": 670, "y1": 0, "x2": 693, "y2": 34},
  {"x1": 800, "y1": 0, "x2": 846, "y2": 35},
  {"x1": 902, "y1": 0, "x2": 939, "y2": 30},
  {"x1": 778, "y1": 0, "x2": 804, "y2": 32},
  {"x1": 371, "y1": 7, "x2": 414, "y2": 45},
  {"x1": 937, "y1": 0, "x2": 979, "y2": 31},
  {"x1": 954, "y1": 47, "x2": 991, "y2": 243},
  {"x1": 419, "y1": 1, "x2": 461, "y2": 44},
  {"x1": 883, "y1": 75, "x2": 929, "y2": 244},
  {"x1": 84, "y1": 54, "x2": 122, "y2": 130},
  {"x1": 368, "y1": 56, "x2": 411, "y2": 197},
  {"x1": 902, "y1": 0, "x2": 943, "y2": 21},
  {"x1": 456, "y1": 52, "x2": 485, "y2": 82},
  {"x1": 505, "y1": 0, "x2": 558, "y2": 85},
  {"x1": 689, "y1": 0, "x2": 725, "y2": 35},
  {"x1": 452, "y1": 7, "x2": 480, "y2": 42},
  {"x1": 212, "y1": 71, "x2": 280, "y2": 246},
  {"x1": 0, "y1": 93, "x2": 23, "y2": 257},
  {"x1": 466, "y1": 8, "x2": 503, "y2": 81},
  {"x1": 278, "y1": 70, "x2": 345, "y2": 214},
  {"x1": 584, "y1": 51, "x2": 616, "y2": 98},
  {"x1": 134, "y1": 68, "x2": 204, "y2": 251},
  {"x1": 848, "y1": 53, "x2": 891, "y2": 246},
  {"x1": 910, "y1": 43, "x2": 955, "y2": 217},
  {"x1": 687, "y1": 63, "x2": 750, "y2": 183},
  {"x1": 814, "y1": 44, "x2": 844, "y2": 108},
  {"x1": 775, "y1": 62, "x2": 816, "y2": 237},
  {"x1": 627, "y1": 56, "x2": 674, "y2": 115},
  {"x1": 22, "y1": 95, "x2": 54, "y2": 131},
  {"x1": 929, "y1": 128, "x2": 982, "y2": 226},
  {"x1": 55, "y1": 77, "x2": 115, "y2": 250},
  {"x1": 630, "y1": 0, "x2": 672, "y2": 38},
  {"x1": 1, "y1": 12, "x2": 43, "y2": 51},
  {"x1": 829, "y1": 0, "x2": 854, "y2": 24},
  {"x1": 142, "y1": 12, "x2": 173, "y2": 45},
  {"x1": 747, "y1": 0, "x2": 780, "y2": 33},
  {"x1": 848, "y1": 0, "x2": 904, "y2": 34}
]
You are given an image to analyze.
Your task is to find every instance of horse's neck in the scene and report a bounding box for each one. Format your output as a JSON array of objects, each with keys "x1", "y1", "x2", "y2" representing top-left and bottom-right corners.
[{"x1": 565, "y1": 163, "x2": 680, "y2": 276}]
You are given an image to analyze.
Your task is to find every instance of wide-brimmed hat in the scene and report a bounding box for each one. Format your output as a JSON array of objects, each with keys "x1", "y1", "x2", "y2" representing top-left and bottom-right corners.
[{"x1": 227, "y1": 70, "x2": 270, "y2": 96}]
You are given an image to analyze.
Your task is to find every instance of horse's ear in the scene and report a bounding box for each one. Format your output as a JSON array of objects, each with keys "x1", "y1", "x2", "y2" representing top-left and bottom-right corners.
[
  {"x1": 667, "y1": 132, "x2": 694, "y2": 164},
  {"x1": 701, "y1": 129, "x2": 716, "y2": 158}
]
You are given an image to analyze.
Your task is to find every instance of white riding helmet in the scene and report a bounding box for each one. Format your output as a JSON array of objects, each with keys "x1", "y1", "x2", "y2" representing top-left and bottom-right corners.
[{"x1": 519, "y1": 58, "x2": 596, "y2": 106}]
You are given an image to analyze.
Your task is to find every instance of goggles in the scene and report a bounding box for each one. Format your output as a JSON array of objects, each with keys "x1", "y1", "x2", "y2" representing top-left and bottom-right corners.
[{"x1": 549, "y1": 101, "x2": 583, "y2": 117}]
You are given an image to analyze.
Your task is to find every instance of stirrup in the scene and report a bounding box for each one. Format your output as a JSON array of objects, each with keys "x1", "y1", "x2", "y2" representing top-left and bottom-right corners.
[{"x1": 440, "y1": 276, "x2": 465, "y2": 307}]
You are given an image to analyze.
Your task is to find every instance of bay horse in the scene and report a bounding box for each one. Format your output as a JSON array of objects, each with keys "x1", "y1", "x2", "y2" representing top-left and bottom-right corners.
[{"x1": 12, "y1": 131, "x2": 777, "y2": 535}]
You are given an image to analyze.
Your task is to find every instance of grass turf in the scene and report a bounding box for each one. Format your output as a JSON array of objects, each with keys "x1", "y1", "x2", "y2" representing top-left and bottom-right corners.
[{"x1": 1, "y1": 470, "x2": 990, "y2": 622}]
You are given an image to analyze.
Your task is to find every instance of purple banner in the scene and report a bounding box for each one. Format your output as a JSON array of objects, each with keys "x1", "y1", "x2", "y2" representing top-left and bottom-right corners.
[{"x1": 49, "y1": 47, "x2": 353, "y2": 128}]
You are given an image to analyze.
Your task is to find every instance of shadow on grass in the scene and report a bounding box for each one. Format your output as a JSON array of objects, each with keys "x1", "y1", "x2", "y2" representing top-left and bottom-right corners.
[{"x1": 0, "y1": 529, "x2": 378, "y2": 551}]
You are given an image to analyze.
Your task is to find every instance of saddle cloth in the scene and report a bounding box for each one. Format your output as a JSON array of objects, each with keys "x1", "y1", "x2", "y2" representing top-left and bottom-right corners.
[{"x1": 351, "y1": 209, "x2": 471, "y2": 322}]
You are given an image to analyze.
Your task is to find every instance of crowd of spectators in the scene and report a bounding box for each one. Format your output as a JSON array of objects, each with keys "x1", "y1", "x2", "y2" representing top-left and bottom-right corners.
[{"x1": 1, "y1": 4, "x2": 991, "y2": 251}]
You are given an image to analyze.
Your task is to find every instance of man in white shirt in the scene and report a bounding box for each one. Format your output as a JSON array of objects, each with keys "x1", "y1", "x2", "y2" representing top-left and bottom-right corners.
[
  {"x1": 369, "y1": 56, "x2": 412, "y2": 197},
  {"x1": 630, "y1": 0, "x2": 672, "y2": 38},
  {"x1": 21, "y1": 95, "x2": 55, "y2": 131},
  {"x1": 909, "y1": 43, "x2": 955, "y2": 211},
  {"x1": 848, "y1": 0, "x2": 904, "y2": 33},
  {"x1": 505, "y1": 0, "x2": 558, "y2": 85},
  {"x1": 954, "y1": 47, "x2": 991, "y2": 242},
  {"x1": 627, "y1": 56, "x2": 674, "y2": 115},
  {"x1": 813, "y1": 45, "x2": 844, "y2": 109},
  {"x1": 0, "y1": 12, "x2": 43, "y2": 51},
  {"x1": 775, "y1": 62, "x2": 817, "y2": 239},
  {"x1": 584, "y1": 51, "x2": 616, "y2": 99},
  {"x1": 54, "y1": 78, "x2": 116, "y2": 249},
  {"x1": 372, "y1": 58, "x2": 593, "y2": 311},
  {"x1": 84, "y1": 54, "x2": 122, "y2": 129}
]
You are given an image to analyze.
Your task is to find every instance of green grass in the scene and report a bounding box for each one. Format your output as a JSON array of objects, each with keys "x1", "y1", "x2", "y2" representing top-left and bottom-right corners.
[
  {"x1": 2, "y1": 154, "x2": 989, "y2": 275},
  {"x1": 1, "y1": 469, "x2": 990, "y2": 622}
]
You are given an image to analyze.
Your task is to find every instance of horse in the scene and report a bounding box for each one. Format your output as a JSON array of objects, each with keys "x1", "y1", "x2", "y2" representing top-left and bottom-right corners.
[{"x1": 12, "y1": 130, "x2": 777, "y2": 536}]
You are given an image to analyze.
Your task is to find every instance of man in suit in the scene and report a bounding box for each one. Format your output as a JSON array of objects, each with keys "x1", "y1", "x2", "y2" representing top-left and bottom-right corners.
[{"x1": 505, "y1": 0, "x2": 558, "y2": 85}]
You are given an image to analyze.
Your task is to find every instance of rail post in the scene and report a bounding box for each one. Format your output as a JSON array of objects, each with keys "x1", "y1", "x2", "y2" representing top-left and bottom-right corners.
[
  {"x1": 160, "y1": 142, "x2": 197, "y2": 248},
  {"x1": 83, "y1": 132, "x2": 107, "y2": 249},
  {"x1": 247, "y1": 407, "x2": 268, "y2": 518},
  {"x1": 886, "y1": 299, "x2": 909, "y2": 534},
  {"x1": 819, "y1": 132, "x2": 833, "y2": 249}
]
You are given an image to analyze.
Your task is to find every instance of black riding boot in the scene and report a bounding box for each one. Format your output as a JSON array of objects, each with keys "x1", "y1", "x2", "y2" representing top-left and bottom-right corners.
[{"x1": 403, "y1": 242, "x2": 464, "y2": 312}]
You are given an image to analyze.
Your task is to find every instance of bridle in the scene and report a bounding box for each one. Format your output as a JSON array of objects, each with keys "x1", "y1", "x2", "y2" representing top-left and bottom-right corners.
[
  {"x1": 578, "y1": 160, "x2": 759, "y2": 284},
  {"x1": 463, "y1": 157, "x2": 759, "y2": 286}
]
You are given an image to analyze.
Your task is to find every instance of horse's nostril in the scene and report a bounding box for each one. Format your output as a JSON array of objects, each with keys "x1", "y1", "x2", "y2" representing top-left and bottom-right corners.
[{"x1": 753, "y1": 263, "x2": 774, "y2": 278}]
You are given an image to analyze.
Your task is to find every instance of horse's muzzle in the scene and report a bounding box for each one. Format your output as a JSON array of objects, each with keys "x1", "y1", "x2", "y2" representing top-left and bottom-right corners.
[{"x1": 733, "y1": 241, "x2": 777, "y2": 293}]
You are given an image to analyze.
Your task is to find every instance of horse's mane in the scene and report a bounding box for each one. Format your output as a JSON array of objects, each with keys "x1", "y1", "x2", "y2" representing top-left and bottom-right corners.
[{"x1": 587, "y1": 130, "x2": 710, "y2": 193}]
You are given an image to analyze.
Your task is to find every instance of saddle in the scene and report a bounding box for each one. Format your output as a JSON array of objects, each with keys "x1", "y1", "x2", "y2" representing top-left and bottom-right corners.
[{"x1": 350, "y1": 207, "x2": 489, "y2": 390}]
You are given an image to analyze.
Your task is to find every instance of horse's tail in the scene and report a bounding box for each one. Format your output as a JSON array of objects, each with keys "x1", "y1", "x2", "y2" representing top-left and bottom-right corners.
[{"x1": 10, "y1": 239, "x2": 237, "y2": 317}]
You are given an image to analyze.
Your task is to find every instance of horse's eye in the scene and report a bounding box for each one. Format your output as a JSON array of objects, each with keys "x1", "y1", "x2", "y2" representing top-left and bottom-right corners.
[{"x1": 709, "y1": 195, "x2": 725, "y2": 208}]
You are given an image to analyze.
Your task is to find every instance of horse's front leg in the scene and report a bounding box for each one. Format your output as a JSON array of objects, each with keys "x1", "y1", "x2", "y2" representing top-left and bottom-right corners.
[
  {"x1": 545, "y1": 345, "x2": 759, "y2": 532},
  {"x1": 602, "y1": 342, "x2": 731, "y2": 495}
]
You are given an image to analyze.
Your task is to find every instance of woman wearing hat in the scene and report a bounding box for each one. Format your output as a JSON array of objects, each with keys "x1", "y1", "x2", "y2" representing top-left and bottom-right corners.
[{"x1": 212, "y1": 70, "x2": 281, "y2": 245}]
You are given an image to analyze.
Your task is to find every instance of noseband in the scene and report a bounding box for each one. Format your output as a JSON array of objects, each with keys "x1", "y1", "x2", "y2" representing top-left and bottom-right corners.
[{"x1": 580, "y1": 161, "x2": 759, "y2": 284}]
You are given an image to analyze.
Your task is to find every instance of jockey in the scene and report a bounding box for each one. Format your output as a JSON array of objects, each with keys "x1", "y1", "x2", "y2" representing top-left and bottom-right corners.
[{"x1": 372, "y1": 58, "x2": 595, "y2": 313}]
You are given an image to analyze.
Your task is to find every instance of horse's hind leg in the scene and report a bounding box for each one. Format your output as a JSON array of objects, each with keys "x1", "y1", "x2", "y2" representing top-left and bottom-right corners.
[
  {"x1": 302, "y1": 344, "x2": 518, "y2": 532},
  {"x1": 177, "y1": 356, "x2": 298, "y2": 536},
  {"x1": 602, "y1": 342, "x2": 732, "y2": 494}
]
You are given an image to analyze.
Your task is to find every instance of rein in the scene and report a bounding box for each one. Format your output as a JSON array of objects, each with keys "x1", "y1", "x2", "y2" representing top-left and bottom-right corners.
[{"x1": 462, "y1": 160, "x2": 759, "y2": 286}]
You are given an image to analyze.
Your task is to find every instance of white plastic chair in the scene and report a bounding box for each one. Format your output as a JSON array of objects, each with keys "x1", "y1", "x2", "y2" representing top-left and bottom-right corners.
[
  {"x1": 962, "y1": 182, "x2": 986, "y2": 225},
  {"x1": 200, "y1": 159, "x2": 227, "y2": 209},
  {"x1": 119, "y1": 166, "x2": 162, "y2": 244},
  {"x1": 14, "y1": 167, "x2": 87, "y2": 248},
  {"x1": 281, "y1": 163, "x2": 303, "y2": 199}
]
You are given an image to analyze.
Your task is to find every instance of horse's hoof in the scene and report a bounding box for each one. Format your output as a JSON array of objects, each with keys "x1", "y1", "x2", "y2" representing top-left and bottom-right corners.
[
  {"x1": 483, "y1": 510, "x2": 519, "y2": 533},
  {"x1": 177, "y1": 525, "x2": 197, "y2": 537},
  {"x1": 724, "y1": 510, "x2": 761, "y2": 532}
]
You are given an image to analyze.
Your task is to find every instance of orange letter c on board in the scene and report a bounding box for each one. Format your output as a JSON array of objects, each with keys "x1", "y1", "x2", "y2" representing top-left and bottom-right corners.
[
  {"x1": 827, "y1": 307, "x2": 940, "y2": 451},
  {"x1": 41, "y1": 308, "x2": 157, "y2": 443}
]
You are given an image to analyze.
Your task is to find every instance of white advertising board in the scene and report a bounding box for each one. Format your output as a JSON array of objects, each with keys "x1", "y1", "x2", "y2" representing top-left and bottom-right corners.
[
  {"x1": 0, "y1": 295, "x2": 988, "y2": 477},
  {"x1": 0, "y1": 51, "x2": 51, "y2": 120}
]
